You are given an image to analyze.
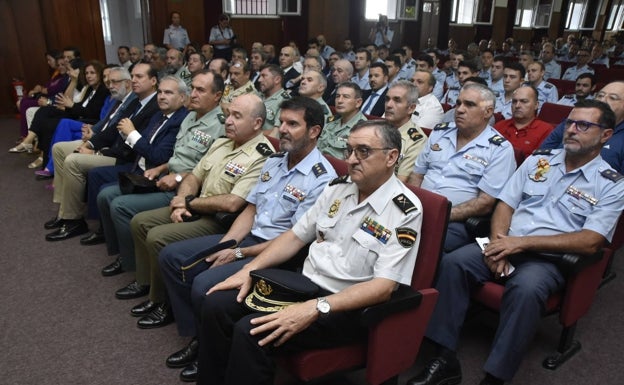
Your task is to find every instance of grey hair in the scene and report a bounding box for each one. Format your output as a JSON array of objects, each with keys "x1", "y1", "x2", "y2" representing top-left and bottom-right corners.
[
  {"x1": 109, "y1": 66, "x2": 131, "y2": 80},
  {"x1": 390, "y1": 80, "x2": 419, "y2": 104},
  {"x1": 461, "y1": 83, "x2": 496, "y2": 109},
  {"x1": 160, "y1": 75, "x2": 190, "y2": 96}
]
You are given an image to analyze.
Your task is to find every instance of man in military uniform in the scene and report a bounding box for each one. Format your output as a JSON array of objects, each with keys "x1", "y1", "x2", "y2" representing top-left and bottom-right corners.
[
  {"x1": 408, "y1": 99, "x2": 624, "y2": 385},
  {"x1": 95, "y1": 70, "x2": 227, "y2": 277},
  {"x1": 157, "y1": 97, "x2": 338, "y2": 381},
  {"x1": 196, "y1": 120, "x2": 424, "y2": 385},
  {"x1": 557, "y1": 73, "x2": 595, "y2": 106},
  {"x1": 114, "y1": 94, "x2": 275, "y2": 329},
  {"x1": 444, "y1": 51, "x2": 465, "y2": 97},
  {"x1": 297, "y1": 69, "x2": 333, "y2": 123},
  {"x1": 541, "y1": 81, "x2": 624, "y2": 173},
  {"x1": 442, "y1": 60, "x2": 478, "y2": 107},
  {"x1": 351, "y1": 48, "x2": 371, "y2": 91},
  {"x1": 478, "y1": 49, "x2": 494, "y2": 83},
  {"x1": 525, "y1": 62, "x2": 558, "y2": 109},
  {"x1": 562, "y1": 47, "x2": 595, "y2": 81},
  {"x1": 221, "y1": 60, "x2": 257, "y2": 115},
  {"x1": 317, "y1": 82, "x2": 367, "y2": 158},
  {"x1": 408, "y1": 83, "x2": 516, "y2": 252},
  {"x1": 488, "y1": 56, "x2": 505, "y2": 98},
  {"x1": 539, "y1": 42, "x2": 561, "y2": 80},
  {"x1": 495, "y1": 62, "x2": 526, "y2": 120},
  {"x1": 257, "y1": 64, "x2": 290, "y2": 133},
  {"x1": 411, "y1": 70, "x2": 444, "y2": 129},
  {"x1": 385, "y1": 80, "x2": 427, "y2": 182}
]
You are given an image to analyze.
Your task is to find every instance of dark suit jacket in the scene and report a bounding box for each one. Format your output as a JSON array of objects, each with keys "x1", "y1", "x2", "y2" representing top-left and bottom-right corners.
[
  {"x1": 362, "y1": 87, "x2": 388, "y2": 117},
  {"x1": 92, "y1": 94, "x2": 159, "y2": 157},
  {"x1": 131, "y1": 107, "x2": 188, "y2": 170},
  {"x1": 66, "y1": 83, "x2": 110, "y2": 124},
  {"x1": 283, "y1": 67, "x2": 300, "y2": 89}
]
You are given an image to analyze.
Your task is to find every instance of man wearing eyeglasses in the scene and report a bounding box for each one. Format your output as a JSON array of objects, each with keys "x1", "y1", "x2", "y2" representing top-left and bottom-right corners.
[
  {"x1": 195, "y1": 120, "x2": 423, "y2": 385},
  {"x1": 408, "y1": 83, "x2": 516, "y2": 252},
  {"x1": 408, "y1": 99, "x2": 624, "y2": 385},
  {"x1": 561, "y1": 47, "x2": 595, "y2": 81},
  {"x1": 541, "y1": 81, "x2": 624, "y2": 172}
]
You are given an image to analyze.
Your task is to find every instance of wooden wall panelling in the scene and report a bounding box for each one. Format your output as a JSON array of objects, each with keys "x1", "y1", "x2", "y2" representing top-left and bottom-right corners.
[
  {"x1": 149, "y1": 0, "x2": 206, "y2": 47},
  {"x1": 307, "y1": 0, "x2": 350, "y2": 52}
]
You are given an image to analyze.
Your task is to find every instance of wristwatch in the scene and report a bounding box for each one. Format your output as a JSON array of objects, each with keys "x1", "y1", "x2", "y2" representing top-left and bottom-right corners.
[
  {"x1": 184, "y1": 194, "x2": 196, "y2": 214},
  {"x1": 316, "y1": 297, "x2": 331, "y2": 315},
  {"x1": 175, "y1": 173, "x2": 183, "y2": 183},
  {"x1": 233, "y1": 247, "x2": 245, "y2": 260}
]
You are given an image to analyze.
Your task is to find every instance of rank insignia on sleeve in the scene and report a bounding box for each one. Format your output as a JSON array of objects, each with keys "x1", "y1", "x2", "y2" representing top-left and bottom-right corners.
[
  {"x1": 256, "y1": 143, "x2": 274, "y2": 156},
  {"x1": 489, "y1": 135, "x2": 506, "y2": 145},
  {"x1": 312, "y1": 162, "x2": 327, "y2": 177},
  {"x1": 218, "y1": 113, "x2": 226, "y2": 124},
  {"x1": 261, "y1": 171, "x2": 271, "y2": 182},
  {"x1": 328, "y1": 200, "x2": 341, "y2": 218},
  {"x1": 329, "y1": 175, "x2": 349, "y2": 185},
  {"x1": 408, "y1": 127, "x2": 424, "y2": 142},
  {"x1": 396, "y1": 227, "x2": 418, "y2": 248},
  {"x1": 393, "y1": 194, "x2": 418, "y2": 214},
  {"x1": 601, "y1": 169, "x2": 624, "y2": 182}
]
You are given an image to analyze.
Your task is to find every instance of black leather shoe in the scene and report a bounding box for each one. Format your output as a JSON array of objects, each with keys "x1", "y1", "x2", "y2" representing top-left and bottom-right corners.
[
  {"x1": 131, "y1": 299, "x2": 158, "y2": 317},
  {"x1": 179, "y1": 361, "x2": 198, "y2": 382},
  {"x1": 137, "y1": 303, "x2": 174, "y2": 329},
  {"x1": 166, "y1": 338, "x2": 199, "y2": 368},
  {"x1": 115, "y1": 281, "x2": 149, "y2": 300},
  {"x1": 80, "y1": 230, "x2": 105, "y2": 245},
  {"x1": 406, "y1": 356, "x2": 462, "y2": 385},
  {"x1": 44, "y1": 217, "x2": 64, "y2": 230},
  {"x1": 45, "y1": 219, "x2": 88, "y2": 242},
  {"x1": 101, "y1": 257, "x2": 124, "y2": 277}
]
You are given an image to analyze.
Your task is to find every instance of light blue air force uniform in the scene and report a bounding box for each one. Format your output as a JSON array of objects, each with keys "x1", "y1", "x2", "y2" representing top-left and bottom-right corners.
[
  {"x1": 158, "y1": 148, "x2": 337, "y2": 336},
  {"x1": 529, "y1": 80, "x2": 559, "y2": 108},
  {"x1": 426, "y1": 149, "x2": 624, "y2": 381},
  {"x1": 414, "y1": 122, "x2": 516, "y2": 251}
]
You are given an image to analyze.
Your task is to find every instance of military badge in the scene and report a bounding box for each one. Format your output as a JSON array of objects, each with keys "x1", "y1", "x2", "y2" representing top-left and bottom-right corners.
[
  {"x1": 431, "y1": 143, "x2": 442, "y2": 151},
  {"x1": 396, "y1": 227, "x2": 418, "y2": 248},
  {"x1": 328, "y1": 199, "x2": 341, "y2": 218},
  {"x1": 529, "y1": 157, "x2": 550, "y2": 182},
  {"x1": 261, "y1": 171, "x2": 271, "y2": 182}
]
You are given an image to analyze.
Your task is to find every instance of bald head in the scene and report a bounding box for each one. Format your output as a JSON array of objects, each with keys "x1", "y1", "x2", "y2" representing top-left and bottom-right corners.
[{"x1": 595, "y1": 81, "x2": 624, "y2": 124}]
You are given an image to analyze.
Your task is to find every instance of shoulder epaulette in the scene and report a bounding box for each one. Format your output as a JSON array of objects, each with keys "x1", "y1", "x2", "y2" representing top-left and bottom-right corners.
[
  {"x1": 281, "y1": 90, "x2": 292, "y2": 99},
  {"x1": 327, "y1": 114, "x2": 340, "y2": 123},
  {"x1": 563, "y1": 94, "x2": 574, "y2": 99},
  {"x1": 393, "y1": 194, "x2": 418, "y2": 214},
  {"x1": 434, "y1": 122, "x2": 450, "y2": 131},
  {"x1": 489, "y1": 135, "x2": 507, "y2": 145},
  {"x1": 269, "y1": 151, "x2": 286, "y2": 158},
  {"x1": 545, "y1": 83, "x2": 554, "y2": 89},
  {"x1": 407, "y1": 127, "x2": 425, "y2": 142},
  {"x1": 601, "y1": 169, "x2": 624, "y2": 182},
  {"x1": 217, "y1": 113, "x2": 226, "y2": 124},
  {"x1": 256, "y1": 143, "x2": 274, "y2": 156},
  {"x1": 322, "y1": 105, "x2": 330, "y2": 115},
  {"x1": 532, "y1": 148, "x2": 552, "y2": 156},
  {"x1": 412, "y1": 110, "x2": 420, "y2": 116},
  {"x1": 312, "y1": 162, "x2": 327, "y2": 177},
  {"x1": 329, "y1": 175, "x2": 349, "y2": 186}
]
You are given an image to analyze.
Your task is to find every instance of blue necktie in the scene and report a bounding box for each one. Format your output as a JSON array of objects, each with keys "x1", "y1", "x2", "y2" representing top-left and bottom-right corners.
[{"x1": 363, "y1": 92, "x2": 378, "y2": 114}]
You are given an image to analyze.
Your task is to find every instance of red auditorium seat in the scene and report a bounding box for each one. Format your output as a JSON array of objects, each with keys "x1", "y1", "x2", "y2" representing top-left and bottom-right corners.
[
  {"x1": 278, "y1": 186, "x2": 451, "y2": 385},
  {"x1": 538, "y1": 102, "x2": 573, "y2": 125},
  {"x1": 548, "y1": 79, "x2": 575, "y2": 97}
]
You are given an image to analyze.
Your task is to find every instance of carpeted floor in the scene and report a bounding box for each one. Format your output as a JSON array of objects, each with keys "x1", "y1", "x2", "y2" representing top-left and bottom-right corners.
[{"x1": 0, "y1": 117, "x2": 622, "y2": 385}]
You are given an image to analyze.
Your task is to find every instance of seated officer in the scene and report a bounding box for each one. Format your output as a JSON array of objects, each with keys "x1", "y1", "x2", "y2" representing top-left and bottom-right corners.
[
  {"x1": 94, "y1": 70, "x2": 226, "y2": 276},
  {"x1": 408, "y1": 83, "x2": 516, "y2": 252},
  {"x1": 541, "y1": 81, "x2": 624, "y2": 173},
  {"x1": 556, "y1": 73, "x2": 596, "y2": 106},
  {"x1": 196, "y1": 120, "x2": 424, "y2": 385},
  {"x1": 407, "y1": 99, "x2": 624, "y2": 385},
  {"x1": 158, "y1": 97, "x2": 337, "y2": 381},
  {"x1": 114, "y1": 94, "x2": 275, "y2": 329},
  {"x1": 317, "y1": 82, "x2": 367, "y2": 158}
]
